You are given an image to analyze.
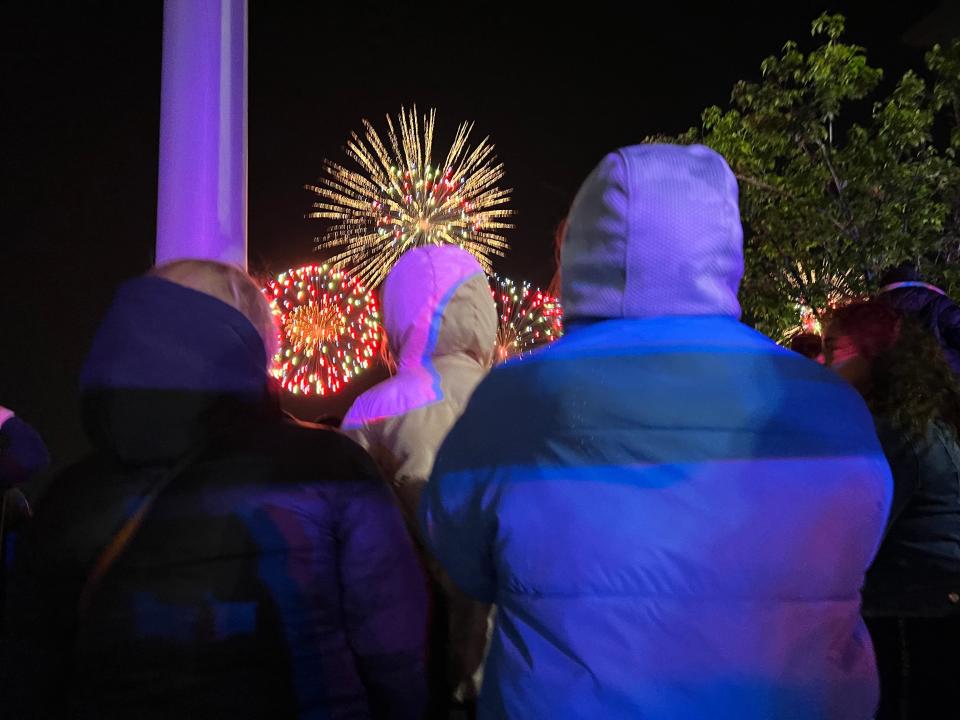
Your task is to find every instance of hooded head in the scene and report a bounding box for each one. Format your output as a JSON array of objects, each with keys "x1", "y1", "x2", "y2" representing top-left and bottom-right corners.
[
  {"x1": 80, "y1": 260, "x2": 277, "y2": 465},
  {"x1": 381, "y1": 245, "x2": 497, "y2": 371},
  {"x1": 561, "y1": 143, "x2": 744, "y2": 321},
  {"x1": 878, "y1": 262, "x2": 922, "y2": 288},
  {"x1": 342, "y1": 246, "x2": 497, "y2": 429}
]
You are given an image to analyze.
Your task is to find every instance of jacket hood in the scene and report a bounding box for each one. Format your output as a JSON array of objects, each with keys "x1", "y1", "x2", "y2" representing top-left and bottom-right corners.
[
  {"x1": 79, "y1": 276, "x2": 270, "y2": 465},
  {"x1": 382, "y1": 245, "x2": 497, "y2": 371},
  {"x1": 561, "y1": 143, "x2": 743, "y2": 321}
]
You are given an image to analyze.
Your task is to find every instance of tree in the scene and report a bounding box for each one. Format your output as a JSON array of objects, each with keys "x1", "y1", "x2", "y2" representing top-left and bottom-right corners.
[{"x1": 666, "y1": 14, "x2": 960, "y2": 338}]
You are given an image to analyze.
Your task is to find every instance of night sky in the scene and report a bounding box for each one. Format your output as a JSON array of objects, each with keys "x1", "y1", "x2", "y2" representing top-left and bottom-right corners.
[{"x1": 1, "y1": 0, "x2": 950, "y2": 469}]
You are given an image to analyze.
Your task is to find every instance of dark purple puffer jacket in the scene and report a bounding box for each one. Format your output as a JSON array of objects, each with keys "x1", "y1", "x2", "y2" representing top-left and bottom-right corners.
[{"x1": 3, "y1": 277, "x2": 428, "y2": 719}]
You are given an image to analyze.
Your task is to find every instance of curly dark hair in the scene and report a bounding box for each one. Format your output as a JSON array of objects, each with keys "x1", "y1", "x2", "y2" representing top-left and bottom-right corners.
[
  {"x1": 789, "y1": 332, "x2": 822, "y2": 360},
  {"x1": 826, "y1": 301, "x2": 960, "y2": 441}
]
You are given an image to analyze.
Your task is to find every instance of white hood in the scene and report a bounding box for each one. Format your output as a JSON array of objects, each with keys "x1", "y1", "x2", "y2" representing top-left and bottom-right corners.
[
  {"x1": 561, "y1": 143, "x2": 744, "y2": 320},
  {"x1": 382, "y1": 245, "x2": 497, "y2": 371}
]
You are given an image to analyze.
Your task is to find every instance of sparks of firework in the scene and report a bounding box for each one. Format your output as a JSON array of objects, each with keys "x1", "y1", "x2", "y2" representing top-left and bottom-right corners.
[
  {"x1": 263, "y1": 264, "x2": 380, "y2": 397},
  {"x1": 783, "y1": 261, "x2": 853, "y2": 339},
  {"x1": 799, "y1": 306, "x2": 823, "y2": 335},
  {"x1": 307, "y1": 106, "x2": 513, "y2": 288},
  {"x1": 491, "y1": 275, "x2": 564, "y2": 362}
]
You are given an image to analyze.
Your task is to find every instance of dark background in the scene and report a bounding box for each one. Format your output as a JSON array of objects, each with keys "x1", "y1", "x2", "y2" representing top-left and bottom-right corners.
[{"x1": 2, "y1": 0, "x2": 955, "y2": 469}]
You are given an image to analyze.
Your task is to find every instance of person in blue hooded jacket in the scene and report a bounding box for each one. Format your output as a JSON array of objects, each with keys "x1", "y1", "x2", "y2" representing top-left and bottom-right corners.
[
  {"x1": 2, "y1": 260, "x2": 428, "y2": 719},
  {"x1": 420, "y1": 144, "x2": 893, "y2": 720}
]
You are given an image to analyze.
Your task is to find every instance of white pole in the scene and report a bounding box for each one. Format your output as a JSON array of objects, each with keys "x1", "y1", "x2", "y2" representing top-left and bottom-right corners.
[{"x1": 155, "y1": 0, "x2": 248, "y2": 268}]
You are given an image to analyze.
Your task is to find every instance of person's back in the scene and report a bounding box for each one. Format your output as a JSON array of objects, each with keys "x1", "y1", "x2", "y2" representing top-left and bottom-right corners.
[
  {"x1": 421, "y1": 144, "x2": 892, "y2": 720},
  {"x1": 3, "y1": 262, "x2": 428, "y2": 719},
  {"x1": 343, "y1": 245, "x2": 498, "y2": 711},
  {"x1": 868, "y1": 419, "x2": 960, "y2": 609}
]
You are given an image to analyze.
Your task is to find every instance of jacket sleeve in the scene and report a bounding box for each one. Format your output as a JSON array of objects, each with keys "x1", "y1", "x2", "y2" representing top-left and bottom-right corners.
[
  {"x1": 0, "y1": 415, "x2": 51, "y2": 488},
  {"x1": 341, "y1": 398, "x2": 372, "y2": 450},
  {"x1": 336, "y1": 456, "x2": 428, "y2": 720},
  {"x1": 341, "y1": 398, "x2": 425, "y2": 538},
  {"x1": 936, "y1": 298, "x2": 960, "y2": 351},
  {"x1": 418, "y1": 414, "x2": 498, "y2": 604}
]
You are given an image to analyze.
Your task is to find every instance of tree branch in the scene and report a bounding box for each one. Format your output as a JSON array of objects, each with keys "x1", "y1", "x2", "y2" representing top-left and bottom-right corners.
[
  {"x1": 818, "y1": 141, "x2": 862, "y2": 243},
  {"x1": 735, "y1": 173, "x2": 853, "y2": 236}
]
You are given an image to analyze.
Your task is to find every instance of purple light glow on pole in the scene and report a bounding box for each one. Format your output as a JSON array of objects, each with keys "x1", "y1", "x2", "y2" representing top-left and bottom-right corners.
[{"x1": 156, "y1": 0, "x2": 248, "y2": 268}]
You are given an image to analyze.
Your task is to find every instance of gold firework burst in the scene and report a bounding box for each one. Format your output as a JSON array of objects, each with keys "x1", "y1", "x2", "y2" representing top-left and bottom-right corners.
[
  {"x1": 307, "y1": 106, "x2": 513, "y2": 287},
  {"x1": 284, "y1": 303, "x2": 342, "y2": 350}
]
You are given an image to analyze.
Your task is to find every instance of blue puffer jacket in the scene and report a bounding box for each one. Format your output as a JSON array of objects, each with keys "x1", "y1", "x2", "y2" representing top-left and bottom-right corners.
[
  {"x1": 2, "y1": 277, "x2": 428, "y2": 719},
  {"x1": 420, "y1": 145, "x2": 893, "y2": 720}
]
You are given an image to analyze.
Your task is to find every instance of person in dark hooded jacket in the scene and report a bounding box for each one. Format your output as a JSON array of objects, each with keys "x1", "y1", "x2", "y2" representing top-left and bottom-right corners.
[
  {"x1": 2, "y1": 260, "x2": 428, "y2": 719},
  {"x1": 878, "y1": 263, "x2": 960, "y2": 376}
]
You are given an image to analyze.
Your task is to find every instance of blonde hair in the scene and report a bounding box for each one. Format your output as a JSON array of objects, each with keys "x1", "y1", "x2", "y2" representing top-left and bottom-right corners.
[{"x1": 150, "y1": 260, "x2": 279, "y2": 361}]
